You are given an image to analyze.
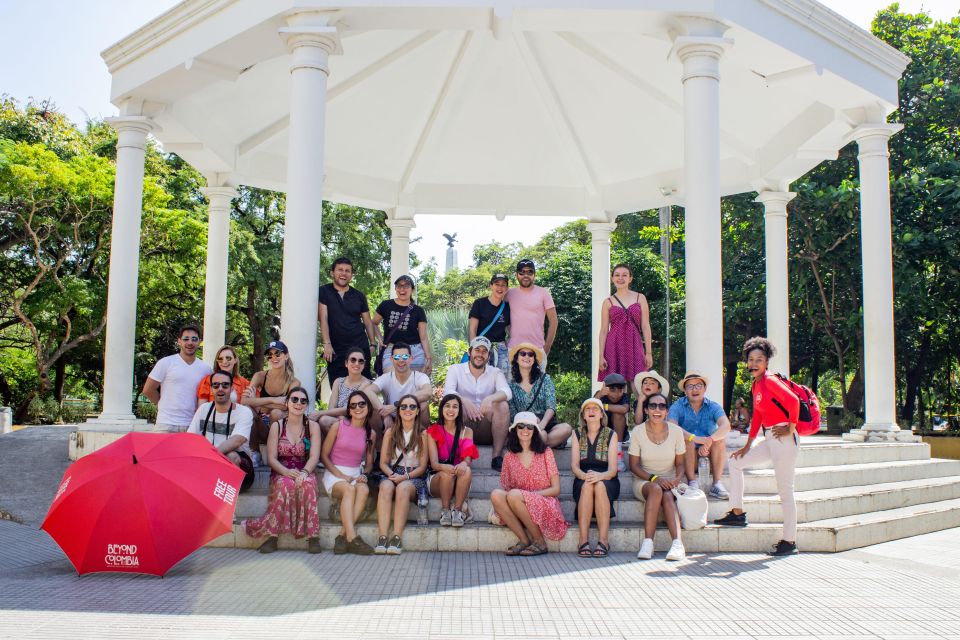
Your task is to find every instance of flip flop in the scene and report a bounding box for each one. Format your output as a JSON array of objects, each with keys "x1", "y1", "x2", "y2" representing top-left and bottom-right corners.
[
  {"x1": 519, "y1": 541, "x2": 548, "y2": 556},
  {"x1": 593, "y1": 541, "x2": 609, "y2": 558},
  {"x1": 577, "y1": 542, "x2": 593, "y2": 558}
]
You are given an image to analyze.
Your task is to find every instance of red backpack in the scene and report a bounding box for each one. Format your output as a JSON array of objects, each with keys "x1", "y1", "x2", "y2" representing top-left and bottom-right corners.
[{"x1": 769, "y1": 374, "x2": 822, "y2": 436}]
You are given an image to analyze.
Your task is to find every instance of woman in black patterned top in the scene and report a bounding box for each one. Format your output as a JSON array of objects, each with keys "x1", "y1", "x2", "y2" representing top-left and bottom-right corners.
[{"x1": 373, "y1": 275, "x2": 432, "y2": 374}]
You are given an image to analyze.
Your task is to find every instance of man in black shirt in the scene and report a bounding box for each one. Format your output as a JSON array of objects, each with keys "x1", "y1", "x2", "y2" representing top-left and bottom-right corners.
[
  {"x1": 318, "y1": 257, "x2": 377, "y2": 380},
  {"x1": 468, "y1": 273, "x2": 511, "y2": 374}
]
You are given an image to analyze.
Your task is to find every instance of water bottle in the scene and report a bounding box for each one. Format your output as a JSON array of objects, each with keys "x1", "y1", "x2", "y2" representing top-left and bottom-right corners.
[
  {"x1": 417, "y1": 489, "x2": 429, "y2": 525},
  {"x1": 698, "y1": 457, "x2": 709, "y2": 489},
  {"x1": 617, "y1": 450, "x2": 626, "y2": 473}
]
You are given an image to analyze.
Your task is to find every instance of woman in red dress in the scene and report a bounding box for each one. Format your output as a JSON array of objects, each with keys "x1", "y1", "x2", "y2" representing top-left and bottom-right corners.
[{"x1": 490, "y1": 412, "x2": 567, "y2": 556}]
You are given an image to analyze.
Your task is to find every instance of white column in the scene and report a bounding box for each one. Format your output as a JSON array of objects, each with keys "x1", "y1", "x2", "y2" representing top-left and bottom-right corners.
[
  {"x1": 853, "y1": 123, "x2": 903, "y2": 432},
  {"x1": 278, "y1": 17, "x2": 340, "y2": 404},
  {"x1": 677, "y1": 34, "x2": 729, "y2": 404},
  {"x1": 385, "y1": 218, "x2": 415, "y2": 286},
  {"x1": 93, "y1": 116, "x2": 154, "y2": 424},
  {"x1": 756, "y1": 190, "x2": 796, "y2": 376},
  {"x1": 588, "y1": 222, "x2": 616, "y2": 392},
  {"x1": 201, "y1": 186, "x2": 237, "y2": 364}
]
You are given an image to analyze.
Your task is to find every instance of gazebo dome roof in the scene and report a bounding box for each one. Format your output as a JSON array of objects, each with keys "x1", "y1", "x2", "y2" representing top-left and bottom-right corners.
[{"x1": 103, "y1": 0, "x2": 908, "y2": 217}]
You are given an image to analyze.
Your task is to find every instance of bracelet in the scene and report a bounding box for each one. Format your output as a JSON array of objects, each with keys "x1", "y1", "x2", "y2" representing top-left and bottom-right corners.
[
  {"x1": 688, "y1": 435, "x2": 694, "y2": 442},
  {"x1": 650, "y1": 474, "x2": 658, "y2": 482}
]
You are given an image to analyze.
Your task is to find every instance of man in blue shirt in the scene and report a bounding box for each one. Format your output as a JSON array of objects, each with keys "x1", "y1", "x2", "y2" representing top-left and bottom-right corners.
[{"x1": 668, "y1": 372, "x2": 731, "y2": 499}]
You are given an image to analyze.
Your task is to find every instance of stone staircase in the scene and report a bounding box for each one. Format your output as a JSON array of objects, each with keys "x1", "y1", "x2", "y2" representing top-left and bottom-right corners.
[{"x1": 208, "y1": 436, "x2": 960, "y2": 553}]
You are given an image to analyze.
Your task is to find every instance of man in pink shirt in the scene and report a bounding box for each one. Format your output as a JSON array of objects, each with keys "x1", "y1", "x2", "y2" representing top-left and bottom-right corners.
[{"x1": 505, "y1": 259, "x2": 558, "y2": 369}]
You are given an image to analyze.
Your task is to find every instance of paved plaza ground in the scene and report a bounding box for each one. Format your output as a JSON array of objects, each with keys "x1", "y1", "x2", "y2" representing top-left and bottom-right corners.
[{"x1": 1, "y1": 518, "x2": 958, "y2": 640}]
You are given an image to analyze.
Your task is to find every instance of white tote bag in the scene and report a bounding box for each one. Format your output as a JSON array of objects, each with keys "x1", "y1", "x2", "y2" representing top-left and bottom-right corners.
[{"x1": 671, "y1": 483, "x2": 708, "y2": 530}]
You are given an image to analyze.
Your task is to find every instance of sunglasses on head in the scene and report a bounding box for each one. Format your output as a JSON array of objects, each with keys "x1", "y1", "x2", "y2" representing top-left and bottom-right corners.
[
  {"x1": 398, "y1": 403, "x2": 418, "y2": 411},
  {"x1": 349, "y1": 400, "x2": 368, "y2": 409},
  {"x1": 348, "y1": 356, "x2": 365, "y2": 364},
  {"x1": 647, "y1": 402, "x2": 668, "y2": 410},
  {"x1": 210, "y1": 382, "x2": 231, "y2": 389},
  {"x1": 289, "y1": 396, "x2": 308, "y2": 405},
  {"x1": 517, "y1": 350, "x2": 536, "y2": 358},
  {"x1": 392, "y1": 353, "x2": 411, "y2": 361}
]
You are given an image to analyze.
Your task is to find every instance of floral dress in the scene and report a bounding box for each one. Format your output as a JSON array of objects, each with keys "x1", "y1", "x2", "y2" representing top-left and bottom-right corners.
[
  {"x1": 244, "y1": 422, "x2": 320, "y2": 538},
  {"x1": 598, "y1": 300, "x2": 647, "y2": 382},
  {"x1": 497, "y1": 448, "x2": 568, "y2": 541}
]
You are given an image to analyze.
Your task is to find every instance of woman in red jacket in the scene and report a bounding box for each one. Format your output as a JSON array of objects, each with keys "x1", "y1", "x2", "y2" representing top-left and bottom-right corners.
[{"x1": 714, "y1": 336, "x2": 800, "y2": 556}]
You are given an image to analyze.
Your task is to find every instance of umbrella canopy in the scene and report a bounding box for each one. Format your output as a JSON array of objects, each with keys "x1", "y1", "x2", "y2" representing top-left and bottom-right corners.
[{"x1": 42, "y1": 432, "x2": 243, "y2": 576}]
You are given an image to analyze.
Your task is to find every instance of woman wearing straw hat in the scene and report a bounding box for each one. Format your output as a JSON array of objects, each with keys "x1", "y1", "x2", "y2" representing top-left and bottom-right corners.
[
  {"x1": 506, "y1": 342, "x2": 573, "y2": 449},
  {"x1": 632, "y1": 370, "x2": 670, "y2": 425},
  {"x1": 490, "y1": 412, "x2": 567, "y2": 556},
  {"x1": 571, "y1": 398, "x2": 620, "y2": 558}
]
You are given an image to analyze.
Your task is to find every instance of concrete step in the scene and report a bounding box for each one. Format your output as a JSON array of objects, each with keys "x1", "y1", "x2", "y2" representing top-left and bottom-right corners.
[
  {"x1": 250, "y1": 456, "x2": 960, "y2": 497},
  {"x1": 462, "y1": 438, "x2": 930, "y2": 470},
  {"x1": 234, "y1": 474, "x2": 960, "y2": 525},
  {"x1": 210, "y1": 497, "x2": 960, "y2": 554}
]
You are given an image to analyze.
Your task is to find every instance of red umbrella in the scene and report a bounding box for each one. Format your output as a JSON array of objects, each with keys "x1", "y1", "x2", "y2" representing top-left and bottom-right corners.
[{"x1": 42, "y1": 432, "x2": 244, "y2": 576}]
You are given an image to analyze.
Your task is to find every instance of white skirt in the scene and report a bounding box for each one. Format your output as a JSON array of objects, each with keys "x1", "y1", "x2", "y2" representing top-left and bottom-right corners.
[{"x1": 322, "y1": 463, "x2": 363, "y2": 494}]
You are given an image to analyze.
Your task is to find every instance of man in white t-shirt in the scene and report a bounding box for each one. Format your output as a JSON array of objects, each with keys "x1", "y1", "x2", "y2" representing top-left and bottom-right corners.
[
  {"x1": 442, "y1": 336, "x2": 512, "y2": 470},
  {"x1": 505, "y1": 258, "x2": 557, "y2": 370},
  {"x1": 188, "y1": 370, "x2": 256, "y2": 491},
  {"x1": 142, "y1": 324, "x2": 213, "y2": 431},
  {"x1": 368, "y1": 342, "x2": 433, "y2": 429}
]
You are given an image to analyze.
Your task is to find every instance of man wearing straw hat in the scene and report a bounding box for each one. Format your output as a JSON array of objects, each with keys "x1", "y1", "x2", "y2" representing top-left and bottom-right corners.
[{"x1": 668, "y1": 372, "x2": 731, "y2": 499}]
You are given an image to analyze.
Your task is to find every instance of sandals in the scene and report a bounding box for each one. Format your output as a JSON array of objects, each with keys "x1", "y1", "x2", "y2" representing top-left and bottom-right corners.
[
  {"x1": 593, "y1": 541, "x2": 609, "y2": 558},
  {"x1": 519, "y1": 540, "x2": 548, "y2": 556},
  {"x1": 578, "y1": 542, "x2": 593, "y2": 558},
  {"x1": 505, "y1": 542, "x2": 528, "y2": 556}
]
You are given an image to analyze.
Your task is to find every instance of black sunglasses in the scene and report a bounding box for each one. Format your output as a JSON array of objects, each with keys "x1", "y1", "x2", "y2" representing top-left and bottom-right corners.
[
  {"x1": 515, "y1": 424, "x2": 535, "y2": 431},
  {"x1": 210, "y1": 381, "x2": 231, "y2": 389},
  {"x1": 647, "y1": 402, "x2": 668, "y2": 410},
  {"x1": 349, "y1": 401, "x2": 368, "y2": 409},
  {"x1": 348, "y1": 357, "x2": 366, "y2": 364},
  {"x1": 289, "y1": 397, "x2": 308, "y2": 405},
  {"x1": 517, "y1": 350, "x2": 536, "y2": 358},
  {"x1": 398, "y1": 403, "x2": 418, "y2": 411}
]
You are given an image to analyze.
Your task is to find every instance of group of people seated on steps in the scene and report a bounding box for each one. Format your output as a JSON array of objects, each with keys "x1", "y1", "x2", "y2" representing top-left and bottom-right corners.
[{"x1": 142, "y1": 256, "x2": 803, "y2": 559}]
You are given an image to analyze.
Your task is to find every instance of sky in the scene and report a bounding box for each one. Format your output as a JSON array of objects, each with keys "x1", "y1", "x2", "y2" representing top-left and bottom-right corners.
[{"x1": 2, "y1": 0, "x2": 957, "y2": 272}]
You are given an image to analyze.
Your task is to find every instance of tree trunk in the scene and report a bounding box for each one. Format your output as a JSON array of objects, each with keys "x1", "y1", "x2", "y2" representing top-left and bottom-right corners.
[
  {"x1": 0, "y1": 371, "x2": 12, "y2": 406},
  {"x1": 844, "y1": 364, "x2": 865, "y2": 418},
  {"x1": 246, "y1": 282, "x2": 265, "y2": 373},
  {"x1": 902, "y1": 332, "x2": 932, "y2": 424},
  {"x1": 54, "y1": 357, "x2": 67, "y2": 402},
  {"x1": 723, "y1": 359, "x2": 737, "y2": 413}
]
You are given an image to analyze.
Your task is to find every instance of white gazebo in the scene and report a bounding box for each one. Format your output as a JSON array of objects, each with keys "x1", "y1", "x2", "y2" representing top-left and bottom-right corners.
[{"x1": 87, "y1": 0, "x2": 910, "y2": 443}]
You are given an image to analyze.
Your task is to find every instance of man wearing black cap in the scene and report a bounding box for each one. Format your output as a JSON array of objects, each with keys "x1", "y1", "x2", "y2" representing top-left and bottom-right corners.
[
  {"x1": 318, "y1": 257, "x2": 377, "y2": 381},
  {"x1": 469, "y1": 273, "x2": 512, "y2": 374},
  {"x1": 505, "y1": 259, "x2": 557, "y2": 370}
]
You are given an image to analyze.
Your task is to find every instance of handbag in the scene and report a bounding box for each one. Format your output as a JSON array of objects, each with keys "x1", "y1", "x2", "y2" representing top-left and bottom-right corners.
[
  {"x1": 461, "y1": 301, "x2": 505, "y2": 363},
  {"x1": 375, "y1": 304, "x2": 415, "y2": 376},
  {"x1": 670, "y1": 483, "x2": 708, "y2": 530}
]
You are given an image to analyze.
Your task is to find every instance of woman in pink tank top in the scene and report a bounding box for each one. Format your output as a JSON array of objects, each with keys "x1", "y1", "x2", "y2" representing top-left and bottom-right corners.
[{"x1": 320, "y1": 390, "x2": 374, "y2": 555}]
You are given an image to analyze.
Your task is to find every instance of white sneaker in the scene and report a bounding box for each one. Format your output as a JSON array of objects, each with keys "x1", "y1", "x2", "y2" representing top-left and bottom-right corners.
[
  {"x1": 637, "y1": 538, "x2": 654, "y2": 560},
  {"x1": 709, "y1": 483, "x2": 729, "y2": 500},
  {"x1": 451, "y1": 509, "x2": 465, "y2": 527},
  {"x1": 666, "y1": 539, "x2": 686, "y2": 561},
  {"x1": 687, "y1": 479, "x2": 700, "y2": 492},
  {"x1": 439, "y1": 509, "x2": 452, "y2": 526}
]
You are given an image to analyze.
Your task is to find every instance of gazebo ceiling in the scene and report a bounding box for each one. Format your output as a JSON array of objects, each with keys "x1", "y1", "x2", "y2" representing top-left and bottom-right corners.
[{"x1": 103, "y1": 0, "x2": 908, "y2": 218}]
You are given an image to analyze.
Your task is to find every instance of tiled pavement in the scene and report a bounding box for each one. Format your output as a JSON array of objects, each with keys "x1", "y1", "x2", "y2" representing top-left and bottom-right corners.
[{"x1": 1, "y1": 520, "x2": 959, "y2": 639}]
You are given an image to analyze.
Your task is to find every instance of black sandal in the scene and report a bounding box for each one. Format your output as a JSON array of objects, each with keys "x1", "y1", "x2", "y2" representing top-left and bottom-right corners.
[
  {"x1": 505, "y1": 542, "x2": 528, "y2": 556},
  {"x1": 578, "y1": 542, "x2": 593, "y2": 557},
  {"x1": 519, "y1": 540, "x2": 548, "y2": 556},
  {"x1": 593, "y1": 541, "x2": 609, "y2": 558}
]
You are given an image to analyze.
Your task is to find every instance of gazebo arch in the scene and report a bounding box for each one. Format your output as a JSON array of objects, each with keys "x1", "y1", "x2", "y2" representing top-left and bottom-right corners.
[{"x1": 88, "y1": 0, "x2": 910, "y2": 443}]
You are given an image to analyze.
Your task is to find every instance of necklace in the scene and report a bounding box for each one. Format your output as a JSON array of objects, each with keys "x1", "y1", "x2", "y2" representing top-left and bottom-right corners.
[{"x1": 645, "y1": 422, "x2": 669, "y2": 445}]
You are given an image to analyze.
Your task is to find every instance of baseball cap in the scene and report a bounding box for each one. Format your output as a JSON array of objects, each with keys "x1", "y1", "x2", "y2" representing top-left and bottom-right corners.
[
  {"x1": 469, "y1": 336, "x2": 492, "y2": 350},
  {"x1": 490, "y1": 273, "x2": 508, "y2": 284},
  {"x1": 264, "y1": 340, "x2": 288, "y2": 354},
  {"x1": 603, "y1": 373, "x2": 627, "y2": 387},
  {"x1": 516, "y1": 258, "x2": 536, "y2": 272}
]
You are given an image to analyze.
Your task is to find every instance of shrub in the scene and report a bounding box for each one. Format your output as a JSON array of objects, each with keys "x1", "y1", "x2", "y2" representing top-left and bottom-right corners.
[{"x1": 553, "y1": 371, "x2": 591, "y2": 427}]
